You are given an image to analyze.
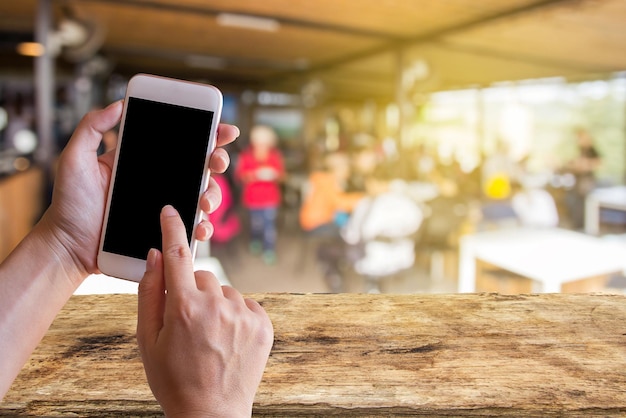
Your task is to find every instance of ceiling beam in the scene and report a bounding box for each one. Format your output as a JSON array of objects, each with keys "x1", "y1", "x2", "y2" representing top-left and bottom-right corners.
[
  {"x1": 267, "y1": 0, "x2": 587, "y2": 83},
  {"x1": 432, "y1": 40, "x2": 618, "y2": 74},
  {"x1": 78, "y1": 0, "x2": 403, "y2": 41},
  {"x1": 73, "y1": 0, "x2": 596, "y2": 100}
]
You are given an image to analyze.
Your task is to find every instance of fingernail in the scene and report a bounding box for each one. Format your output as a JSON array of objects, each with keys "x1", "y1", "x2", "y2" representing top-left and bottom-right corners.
[
  {"x1": 234, "y1": 126, "x2": 241, "y2": 138},
  {"x1": 107, "y1": 99, "x2": 123, "y2": 110},
  {"x1": 162, "y1": 205, "x2": 178, "y2": 217},
  {"x1": 146, "y1": 248, "x2": 158, "y2": 271},
  {"x1": 205, "y1": 222, "x2": 214, "y2": 238}
]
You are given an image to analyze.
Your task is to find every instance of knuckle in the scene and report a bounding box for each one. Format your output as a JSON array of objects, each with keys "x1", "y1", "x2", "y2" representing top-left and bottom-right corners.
[
  {"x1": 169, "y1": 301, "x2": 201, "y2": 325},
  {"x1": 137, "y1": 279, "x2": 148, "y2": 294},
  {"x1": 162, "y1": 243, "x2": 191, "y2": 260},
  {"x1": 196, "y1": 269, "x2": 215, "y2": 280},
  {"x1": 252, "y1": 314, "x2": 275, "y2": 348},
  {"x1": 82, "y1": 108, "x2": 100, "y2": 128}
]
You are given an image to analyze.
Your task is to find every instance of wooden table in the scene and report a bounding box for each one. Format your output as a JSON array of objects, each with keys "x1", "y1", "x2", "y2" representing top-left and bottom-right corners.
[
  {"x1": 458, "y1": 227, "x2": 626, "y2": 293},
  {"x1": 2, "y1": 293, "x2": 626, "y2": 416}
]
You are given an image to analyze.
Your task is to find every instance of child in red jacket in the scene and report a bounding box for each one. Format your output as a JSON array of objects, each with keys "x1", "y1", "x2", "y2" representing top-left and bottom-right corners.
[{"x1": 235, "y1": 125, "x2": 285, "y2": 264}]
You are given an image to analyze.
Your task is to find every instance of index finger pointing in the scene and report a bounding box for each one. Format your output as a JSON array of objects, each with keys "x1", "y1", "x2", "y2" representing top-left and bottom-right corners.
[{"x1": 159, "y1": 205, "x2": 197, "y2": 295}]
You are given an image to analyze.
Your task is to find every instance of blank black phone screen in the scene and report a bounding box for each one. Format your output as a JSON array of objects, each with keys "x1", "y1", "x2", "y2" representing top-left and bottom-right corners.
[{"x1": 102, "y1": 97, "x2": 215, "y2": 260}]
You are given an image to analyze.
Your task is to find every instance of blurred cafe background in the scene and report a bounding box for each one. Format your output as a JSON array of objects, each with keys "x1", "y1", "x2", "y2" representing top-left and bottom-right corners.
[{"x1": 2, "y1": 0, "x2": 626, "y2": 295}]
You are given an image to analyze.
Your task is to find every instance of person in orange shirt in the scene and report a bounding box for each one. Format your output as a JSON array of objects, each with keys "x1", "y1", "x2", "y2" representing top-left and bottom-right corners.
[
  {"x1": 299, "y1": 151, "x2": 364, "y2": 292},
  {"x1": 299, "y1": 151, "x2": 364, "y2": 237}
]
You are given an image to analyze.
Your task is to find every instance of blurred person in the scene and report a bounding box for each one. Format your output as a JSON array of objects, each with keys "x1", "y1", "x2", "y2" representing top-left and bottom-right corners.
[
  {"x1": 400, "y1": 143, "x2": 436, "y2": 183},
  {"x1": 480, "y1": 139, "x2": 521, "y2": 226},
  {"x1": 299, "y1": 151, "x2": 363, "y2": 292},
  {"x1": 511, "y1": 179, "x2": 559, "y2": 228},
  {"x1": 209, "y1": 171, "x2": 241, "y2": 245},
  {"x1": 481, "y1": 139, "x2": 521, "y2": 201},
  {"x1": 417, "y1": 170, "x2": 470, "y2": 281},
  {"x1": 563, "y1": 127, "x2": 602, "y2": 229},
  {"x1": 347, "y1": 144, "x2": 380, "y2": 193},
  {"x1": 235, "y1": 124, "x2": 285, "y2": 265},
  {"x1": 299, "y1": 151, "x2": 364, "y2": 237},
  {"x1": 340, "y1": 163, "x2": 423, "y2": 292},
  {"x1": 0, "y1": 101, "x2": 274, "y2": 416}
]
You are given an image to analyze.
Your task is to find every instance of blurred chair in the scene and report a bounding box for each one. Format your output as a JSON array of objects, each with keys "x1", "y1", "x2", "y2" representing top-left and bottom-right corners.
[
  {"x1": 280, "y1": 172, "x2": 307, "y2": 232},
  {"x1": 511, "y1": 187, "x2": 559, "y2": 228},
  {"x1": 417, "y1": 195, "x2": 469, "y2": 283},
  {"x1": 478, "y1": 200, "x2": 519, "y2": 231},
  {"x1": 342, "y1": 188, "x2": 424, "y2": 293},
  {"x1": 357, "y1": 240, "x2": 418, "y2": 294}
]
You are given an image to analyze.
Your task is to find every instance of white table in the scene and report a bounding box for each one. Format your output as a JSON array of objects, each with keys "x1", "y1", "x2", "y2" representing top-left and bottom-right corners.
[
  {"x1": 458, "y1": 227, "x2": 626, "y2": 293},
  {"x1": 585, "y1": 186, "x2": 626, "y2": 235},
  {"x1": 75, "y1": 256, "x2": 231, "y2": 295}
]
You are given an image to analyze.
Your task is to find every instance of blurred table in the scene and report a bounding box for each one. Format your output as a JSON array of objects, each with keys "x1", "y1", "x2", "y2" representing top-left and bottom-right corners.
[
  {"x1": 585, "y1": 186, "x2": 626, "y2": 235},
  {"x1": 0, "y1": 167, "x2": 44, "y2": 263},
  {"x1": 458, "y1": 227, "x2": 625, "y2": 293},
  {"x1": 2, "y1": 293, "x2": 626, "y2": 416}
]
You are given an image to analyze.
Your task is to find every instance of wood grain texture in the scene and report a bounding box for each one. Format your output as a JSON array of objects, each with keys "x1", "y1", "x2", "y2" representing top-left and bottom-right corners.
[{"x1": 2, "y1": 293, "x2": 626, "y2": 416}]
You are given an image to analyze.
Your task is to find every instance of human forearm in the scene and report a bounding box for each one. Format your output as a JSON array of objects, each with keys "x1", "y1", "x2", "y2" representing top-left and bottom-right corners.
[{"x1": 0, "y1": 215, "x2": 85, "y2": 399}]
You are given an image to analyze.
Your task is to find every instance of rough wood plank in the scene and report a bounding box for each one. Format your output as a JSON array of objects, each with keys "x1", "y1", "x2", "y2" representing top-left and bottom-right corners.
[{"x1": 2, "y1": 293, "x2": 626, "y2": 416}]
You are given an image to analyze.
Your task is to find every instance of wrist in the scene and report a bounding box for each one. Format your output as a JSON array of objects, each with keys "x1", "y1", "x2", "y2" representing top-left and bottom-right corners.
[
  {"x1": 164, "y1": 407, "x2": 251, "y2": 418},
  {"x1": 31, "y1": 212, "x2": 88, "y2": 288},
  {"x1": 162, "y1": 397, "x2": 252, "y2": 418}
]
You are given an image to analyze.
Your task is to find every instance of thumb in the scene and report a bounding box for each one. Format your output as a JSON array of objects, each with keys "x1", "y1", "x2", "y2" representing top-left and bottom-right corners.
[
  {"x1": 137, "y1": 248, "x2": 165, "y2": 348},
  {"x1": 64, "y1": 100, "x2": 123, "y2": 156}
]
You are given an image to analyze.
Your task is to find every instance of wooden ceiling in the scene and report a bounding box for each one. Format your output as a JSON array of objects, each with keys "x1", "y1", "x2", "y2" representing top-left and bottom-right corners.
[{"x1": 1, "y1": 0, "x2": 626, "y2": 102}]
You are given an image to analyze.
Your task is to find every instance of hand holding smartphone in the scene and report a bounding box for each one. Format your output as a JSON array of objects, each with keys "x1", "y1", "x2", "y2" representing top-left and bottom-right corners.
[{"x1": 97, "y1": 73, "x2": 223, "y2": 282}]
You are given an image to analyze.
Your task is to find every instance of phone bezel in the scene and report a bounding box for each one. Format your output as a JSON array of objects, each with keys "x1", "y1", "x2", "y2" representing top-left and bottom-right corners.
[{"x1": 97, "y1": 73, "x2": 223, "y2": 282}]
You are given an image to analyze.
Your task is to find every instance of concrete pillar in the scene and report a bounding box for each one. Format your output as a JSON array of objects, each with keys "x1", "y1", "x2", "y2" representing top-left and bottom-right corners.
[{"x1": 34, "y1": 0, "x2": 55, "y2": 176}]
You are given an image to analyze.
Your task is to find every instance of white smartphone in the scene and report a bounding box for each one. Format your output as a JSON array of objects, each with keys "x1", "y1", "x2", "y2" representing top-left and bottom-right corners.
[{"x1": 97, "y1": 73, "x2": 223, "y2": 282}]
